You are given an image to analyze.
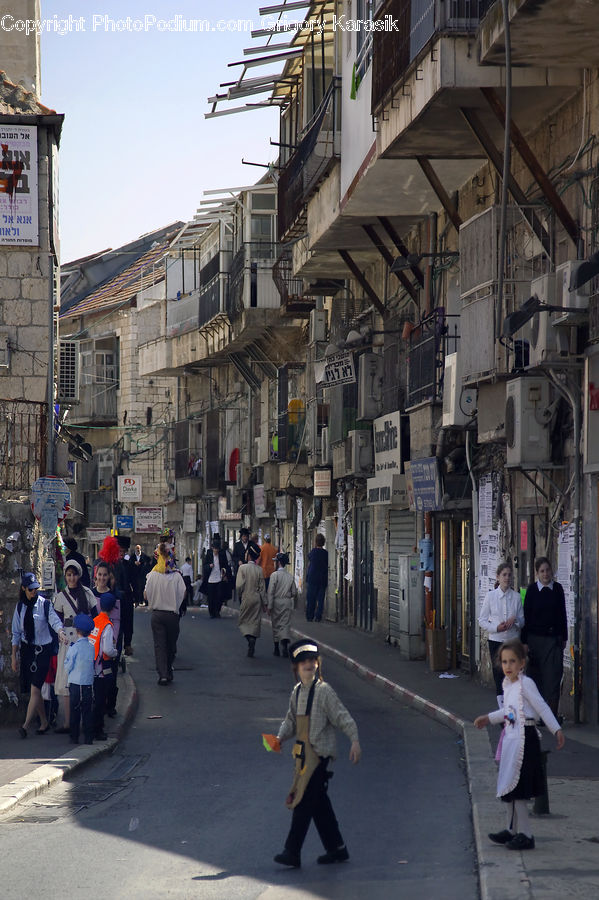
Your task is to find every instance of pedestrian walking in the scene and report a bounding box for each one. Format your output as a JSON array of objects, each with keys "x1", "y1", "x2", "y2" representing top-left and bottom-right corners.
[
  {"x1": 114, "y1": 536, "x2": 136, "y2": 656},
  {"x1": 270, "y1": 639, "x2": 361, "y2": 868},
  {"x1": 90, "y1": 594, "x2": 118, "y2": 739},
  {"x1": 132, "y1": 543, "x2": 151, "y2": 606},
  {"x1": 267, "y1": 552, "x2": 298, "y2": 658},
  {"x1": 11, "y1": 573, "x2": 67, "y2": 738},
  {"x1": 521, "y1": 557, "x2": 568, "y2": 717},
  {"x1": 92, "y1": 561, "x2": 121, "y2": 717},
  {"x1": 478, "y1": 561, "x2": 524, "y2": 703},
  {"x1": 232, "y1": 528, "x2": 250, "y2": 577},
  {"x1": 144, "y1": 542, "x2": 186, "y2": 685},
  {"x1": 180, "y1": 556, "x2": 194, "y2": 611},
  {"x1": 52, "y1": 560, "x2": 98, "y2": 733},
  {"x1": 474, "y1": 639, "x2": 564, "y2": 851},
  {"x1": 236, "y1": 543, "x2": 266, "y2": 657},
  {"x1": 305, "y1": 534, "x2": 328, "y2": 622},
  {"x1": 200, "y1": 536, "x2": 233, "y2": 619},
  {"x1": 258, "y1": 533, "x2": 277, "y2": 592},
  {"x1": 64, "y1": 613, "x2": 95, "y2": 744}
]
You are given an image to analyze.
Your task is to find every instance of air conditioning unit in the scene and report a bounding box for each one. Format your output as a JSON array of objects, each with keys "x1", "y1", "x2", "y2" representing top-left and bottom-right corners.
[
  {"x1": 505, "y1": 377, "x2": 551, "y2": 467},
  {"x1": 226, "y1": 485, "x2": 241, "y2": 511},
  {"x1": 345, "y1": 430, "x2": 373, "y2": 476},
  {"x1": 357, "y1": 353, "x2": 384, "y2": 420},
  {"x1": 556, "y1": 260, "x2": 590, "y2": 310},
  {"x1": 253, "y1": 465, "x2": 264, "y2": 484},
  {"x1": 57, "y1": 340, "x2": 79, "y2": 403},
  {"x1": 442, "y1": 352, "x2": 476, "y2": 427},
  {"x1": 309, "y1": 308, "x2": 327, "y2": 344},
  {"x1": 236, "y1": 462, "x2": 253, "y2": 488},
  {"x1": 321, "y1": 426, "x2": 331, "y2": 465}
]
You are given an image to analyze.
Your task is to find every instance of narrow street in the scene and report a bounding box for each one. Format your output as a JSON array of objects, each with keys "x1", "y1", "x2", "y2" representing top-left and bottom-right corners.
[{"x1": 1, "y1": 610, "x2": 477, "y2": 900}]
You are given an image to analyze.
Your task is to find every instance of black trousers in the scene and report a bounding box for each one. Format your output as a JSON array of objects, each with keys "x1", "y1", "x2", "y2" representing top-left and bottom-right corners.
[
  {"x1": 93, "y1": 674, "x2": 114, "y2": 736},
  {"x1": 206, "y1": 583, "x2": 223, "y2": 618},
  {"x1": 150, "y1": 609, "x2": 180, "y2": 679},
  {"x1": 488, "y1": 640, "x2": 505, "y2": 695},
  {"x1": 285, "y1": 758, "x2": 344, "y2": 856},
  {"x1": 121, "y1": 597, "x2": 134, "y2": 648},
  {"x1": 526, "y1": 634, "x2": 563, "y2": 716},
  {"x1": 69, "y1": 683, "x2": 93, "y2": 742}
]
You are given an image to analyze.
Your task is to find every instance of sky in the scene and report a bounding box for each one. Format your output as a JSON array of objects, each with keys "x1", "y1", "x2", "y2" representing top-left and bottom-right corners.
[{"x1": 39, "y1": 1, "x2": 283, "y2": 263}]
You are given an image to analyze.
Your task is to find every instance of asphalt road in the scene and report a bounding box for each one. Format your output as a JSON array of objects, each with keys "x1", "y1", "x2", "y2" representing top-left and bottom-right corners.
[{"x1": 0, "y1": 606, "x2": 478, "y2": 900}]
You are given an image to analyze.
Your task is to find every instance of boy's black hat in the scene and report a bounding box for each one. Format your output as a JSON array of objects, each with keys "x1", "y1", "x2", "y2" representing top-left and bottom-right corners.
[
  {"x1": 239, "y1": 527, "x2": 250, "y2": 537},
  {"x1": 289, "y1": 639, "x2": 319, "y2": 662},
  {"x1": 116, "y1": 535, "x2": 131, "y2": 550}
]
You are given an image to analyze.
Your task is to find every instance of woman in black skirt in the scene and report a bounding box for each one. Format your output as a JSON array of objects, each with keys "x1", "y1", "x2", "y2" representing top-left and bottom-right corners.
[
  {"x1": 474, "y1": 639, "x2": 564, "y2": 851},
  {"x1": 11, "y1": 573, "x2": 67, "y2": 738}
]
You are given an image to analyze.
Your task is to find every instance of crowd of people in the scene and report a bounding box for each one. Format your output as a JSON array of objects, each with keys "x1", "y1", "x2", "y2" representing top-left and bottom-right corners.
[{"x1": 10, "y1": 532, "x2": 571, "y2": 861}]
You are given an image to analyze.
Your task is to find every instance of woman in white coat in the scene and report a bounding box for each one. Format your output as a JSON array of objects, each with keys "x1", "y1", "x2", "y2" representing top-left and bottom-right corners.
[
  {"x1": 267, "y1": 552, "x2": 298, "y2": 658},
  {"x1": 478, "y1": 561, "x2": 524, "y2": 702},
  {"x1": 53, "y1": 560, "x2": 98, "y2": 731}
]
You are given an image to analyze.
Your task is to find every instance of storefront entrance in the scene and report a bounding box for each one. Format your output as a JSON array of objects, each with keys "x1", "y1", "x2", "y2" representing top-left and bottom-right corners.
[{"x1": 435, "y1": 516, "x2": 473, "y2": 671}]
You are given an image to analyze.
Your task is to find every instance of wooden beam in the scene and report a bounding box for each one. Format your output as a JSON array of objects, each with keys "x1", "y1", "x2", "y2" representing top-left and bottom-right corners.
[
  {"x1": 480, "y1": 87, "x2": 580, "y2": 248},
  {"x1": 361, "y1": 224, "x2": 419, "y2": 302},
  {"x1": 337, "y1": 249, "x2": 387, "y2": 317},
  {"x1": 416, "y1": 157, "x2": 463, "y2": 233},
  {"x1": 460, "y1": 107, "x2": 552, "y2": 258},
  {"x1": 377, "y1": 216, "x2": 425, "y2": 287}
]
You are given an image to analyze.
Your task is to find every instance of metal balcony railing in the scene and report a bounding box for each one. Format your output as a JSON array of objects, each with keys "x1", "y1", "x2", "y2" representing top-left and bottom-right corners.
[
  {"x1": 372, "y1": 0, "x2": 485, "y2": 116},
  {"x1": 227, "y1": 242, "x2": 280, "y2": 318},
  {"x1": 166, "y1": 276, "x2": 225, "y2": 337},
  {"x1": 0, "y1": 399, "x2": 47, "y2": 490},
  {"x1": 407, "y1": 308, "x2": 460, "y2": 406},
  {"x1": 278, "y1": 78, "x2": 341, "y2": 240}
]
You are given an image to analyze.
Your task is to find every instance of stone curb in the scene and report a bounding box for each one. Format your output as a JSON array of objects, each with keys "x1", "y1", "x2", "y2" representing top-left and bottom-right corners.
[{"x1": 0, "y1": 671, "x2": 137, "y2": 817}]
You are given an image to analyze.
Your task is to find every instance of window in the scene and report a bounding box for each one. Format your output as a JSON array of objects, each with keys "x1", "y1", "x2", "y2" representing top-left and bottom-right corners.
[
  {"x1": 250, "y1": 214, "x2": 274, "y2": 243},
  {"x1": 356, "y1": 0, "x2": 374, "y2": 81}
]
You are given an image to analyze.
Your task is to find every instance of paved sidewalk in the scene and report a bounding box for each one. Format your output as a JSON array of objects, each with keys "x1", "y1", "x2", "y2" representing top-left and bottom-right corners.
[
  {"x1": 2, "y1": 604, "x2": 598, "y2": 898},
  {"x1": 0, "y1": 669, "x2": 137, "y2": 815},
  {"x1": 277, "y1": 610, "x2": 599, "y2": 900}
]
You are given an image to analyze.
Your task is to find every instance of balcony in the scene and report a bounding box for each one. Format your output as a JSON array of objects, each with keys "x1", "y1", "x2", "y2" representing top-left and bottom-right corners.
[
  {"x1": 407, "y1": 309, "x2": 460, "y2": 407},
  {"x1": 227, "y1": 242, "x2": 281, "y2": 318},
  {"x1": 372, "y1": 0, "x2": 485, "y2": 117},
  {"x1": 166, "y1": 275, "x2": 227, "y2": 337},
  {"x1": 479, "y1": 0, "x2": 598, "y2": 69},
  {"x1": 278, "y1": 78, "x2": 341, "y2": 242},
  {"x1": 273, "y1": 248, "x2": 314, "y2": 317}
]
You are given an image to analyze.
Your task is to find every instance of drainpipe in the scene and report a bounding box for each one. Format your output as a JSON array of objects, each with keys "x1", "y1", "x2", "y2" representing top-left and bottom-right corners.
[
  {"x1": 548, "y1": 369, "x2": 582, "y2": 723},
  {"x1": 466, "y1": 430, "x2": 480, "y2": 664}
]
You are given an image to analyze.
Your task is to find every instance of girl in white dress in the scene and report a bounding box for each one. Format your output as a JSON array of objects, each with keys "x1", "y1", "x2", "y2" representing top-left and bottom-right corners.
[{"x1": 474, "y1": 639, "x2": 565, "y2": 851}]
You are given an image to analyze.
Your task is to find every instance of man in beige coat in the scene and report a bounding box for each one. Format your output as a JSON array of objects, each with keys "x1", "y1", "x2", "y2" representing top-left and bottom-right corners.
[{"x1": 236, "y1": 544, "x2": 266, "y2": 657}]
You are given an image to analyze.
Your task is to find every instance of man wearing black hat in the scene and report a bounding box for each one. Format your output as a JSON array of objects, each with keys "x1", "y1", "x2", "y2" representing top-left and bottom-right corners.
[
  {"x1": 115, "y1": 535, "x2": 135, "y2": 655},
  {"x1": 232, "y1": 528, "x2": 250, "y2": 576},
  {"x1": 272, "y1": 638, "x2": 361, "y2": 869}
]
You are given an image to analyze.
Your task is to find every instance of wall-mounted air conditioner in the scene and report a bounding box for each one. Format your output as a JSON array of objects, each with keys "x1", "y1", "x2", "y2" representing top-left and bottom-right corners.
[
  {"x1": 357, "y1": 352, "x2": 384, "y2": 420},
  {"x1": 345, "y1": 430, "x2": 373, "y2": 476},
  {"x1": 236, "y1": 462, "x2": 253, "y2": 488},
  {"x1": 57, "y1": 341, "x2": 79, "y2": 403},
  {"x1": 526, "y1": 272, "x2": 570, "y2": 365},
  {"x1": 556, "y1": 260, "x2": 590, "y2": 310},
  {"x1": 505, "y1": 377, "x2": 551, "y2": 467},
  {"x1": 309, "y1": 308, "x2": 327, "y2": 344},
  {"x1": 321, "y1": 426, "x2": 331, "y2": 465},
  {"x1": 442, "y1": 352, "x2": 476, "y2": 427}
]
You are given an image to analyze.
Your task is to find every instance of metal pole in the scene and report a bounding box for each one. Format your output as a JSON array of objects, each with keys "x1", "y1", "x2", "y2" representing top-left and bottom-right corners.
[{"x1": 46, "y1": 253, "x2": 55, "y2": 476}]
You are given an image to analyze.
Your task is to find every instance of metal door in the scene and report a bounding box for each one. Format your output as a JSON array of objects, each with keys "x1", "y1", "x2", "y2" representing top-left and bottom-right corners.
[{"x1": 389, "y1": 510, "x2": 417, "y2": 641}]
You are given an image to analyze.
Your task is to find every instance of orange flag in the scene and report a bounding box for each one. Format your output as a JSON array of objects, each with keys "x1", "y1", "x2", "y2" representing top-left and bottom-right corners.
[{"x1": 262, "y1": 733, "x2": 281, "y2": 753}]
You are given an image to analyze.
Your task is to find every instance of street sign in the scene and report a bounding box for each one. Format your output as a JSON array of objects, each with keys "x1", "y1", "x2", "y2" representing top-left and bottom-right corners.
[
  {"x1": 116, "y1": 515, "x2": 134, "y2": 531},
  {"x1": 315, "y1": 351, "x2": 356, "y2": 386},
  {"x1": 117, "y1": 475, "x2": 142, "y2": 501},
  {"x1": 31, "y1": 476, "x2": 71, "y2": 534},
  {"x1": 135, "y1": 506, "x2": 163, "y2": 533}
]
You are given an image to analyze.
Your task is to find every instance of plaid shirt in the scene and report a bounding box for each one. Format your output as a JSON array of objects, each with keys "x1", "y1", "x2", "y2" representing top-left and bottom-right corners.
[{"x1": 277, "y1": 679, "x2": 359, "y2": 760}]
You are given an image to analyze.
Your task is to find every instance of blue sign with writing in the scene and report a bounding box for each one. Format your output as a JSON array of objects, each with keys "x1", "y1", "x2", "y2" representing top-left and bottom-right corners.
[
  {"x1": 116, "y1": 515, "x2": 134, "y2": 531},
  {"x1": 409, "y1": 457, "x2": 441, "y2": 511}
]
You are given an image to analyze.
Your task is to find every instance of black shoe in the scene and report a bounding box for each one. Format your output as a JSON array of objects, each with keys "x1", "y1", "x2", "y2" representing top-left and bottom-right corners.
[
  {"x1": 274, "y1": 850, "x2": 301, "y2": 868},
  {"x1": 317, "y1": 846, "x2": 349, "y2": 864},
  {"x1": 488, "y1": 830, "x2": 514, "y2": 845},
  {"x1": 281, "y1": 641, "x2": 289, "y2": 658},
  {"x1": 167, "y1": 668, "x2": 174, "y2": 682},
  {"x1": 18, "y1": 726, "x2": 27, "y2": 739},
  {"x1": 506, "y1": 833, "x2": 535, "y2": 851},
  {"x1": 273, "y1": 643, "x2": 280, "y2": 657},
  {"x1": 107, "y1": 709, "x2": 117, "y2": 718},
  {"x1": 36, "y1": 724, "x2": 51, "y2": 735},
  {"x1": 94, "y1": 731, "x2": 108, "y2": 741},
  {"x1": 157, "y1": 677, "x2": 169, "y2": 686},
  {"x1": 247, "y1": 636, "x2": 256, "y2": 658}
]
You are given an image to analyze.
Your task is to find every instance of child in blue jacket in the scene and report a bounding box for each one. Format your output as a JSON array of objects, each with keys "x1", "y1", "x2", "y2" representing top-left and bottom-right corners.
[{"x1": 64, "y1": 613, "x2": 95, "y2": 744}]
